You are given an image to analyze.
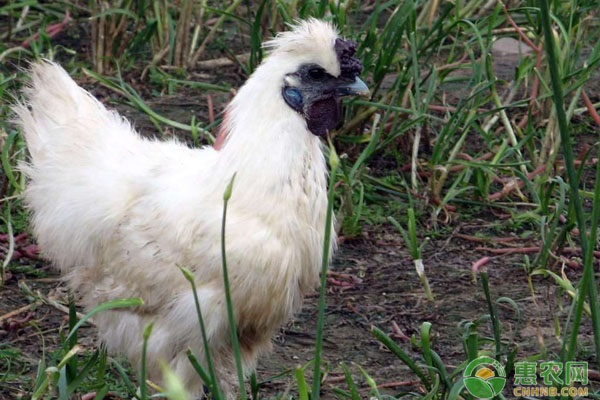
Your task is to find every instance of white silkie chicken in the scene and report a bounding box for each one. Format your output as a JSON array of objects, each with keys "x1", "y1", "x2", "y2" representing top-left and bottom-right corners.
[{"x1": 14, "y1": 19, "x2": 368, "y2": 397}]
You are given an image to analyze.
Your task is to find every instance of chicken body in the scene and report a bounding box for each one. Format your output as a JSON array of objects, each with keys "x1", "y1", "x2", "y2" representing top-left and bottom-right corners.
[{"x1": 14, "y1": 19, "x2": 367, "y2": 398}]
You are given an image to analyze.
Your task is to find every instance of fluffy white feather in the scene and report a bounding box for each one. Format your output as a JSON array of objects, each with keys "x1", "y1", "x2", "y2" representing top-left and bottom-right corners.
[{"x1": 13, "y1": 19, "x2": 355, "y2": 398}]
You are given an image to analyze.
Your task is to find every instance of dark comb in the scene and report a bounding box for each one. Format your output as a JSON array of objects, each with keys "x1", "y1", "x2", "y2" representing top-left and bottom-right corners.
[{"x1": 334, "y1": 38, "x2": 363, "y2": 79}]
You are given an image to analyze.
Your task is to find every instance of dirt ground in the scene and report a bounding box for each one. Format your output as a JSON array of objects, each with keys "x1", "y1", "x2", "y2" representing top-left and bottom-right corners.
[
  {"x1": 262, "y1": 225, "x2": 598, "y2": 398},
  {"x1": 1, "y1": 219, "x2": 598, "y2": 398}
]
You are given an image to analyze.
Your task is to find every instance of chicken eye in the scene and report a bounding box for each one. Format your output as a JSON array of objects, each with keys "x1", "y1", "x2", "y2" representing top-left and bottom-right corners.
[{"x1": 308, "y1": 67, "x2": 326, "y2": 81}]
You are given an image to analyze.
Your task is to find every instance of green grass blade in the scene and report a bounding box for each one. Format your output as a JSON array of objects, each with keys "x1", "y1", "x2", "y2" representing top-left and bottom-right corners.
[
  {"x1": 311, "y1": 140, "x2": 339, "y2": 399},
  {"x1": 139, "y1": 322, "x2": 153, "y2": 400},
  {"x1": 66, "y1": 350, "x2": 100, "y2": 394},
  {"x1": 355, "y1": 363, "x2": 382, "y2": 400},
  {"x1": 294, "y1": 366, "x2": 309, "y2": 400},
  {"x1": 371, "y1": 326, "x2": 430, "y2": 387},
  {"x1": 180, "y1": 267, "x2": 222, "y2": 398},
  {"x1": 186, "y1": 350, "x2": 213, "y2": 392},
  {"x1": 93, "y1": 384, "x2": 110, "y2": 400},
  {"x1": 420, "y1": 322, "x2": 434, "y2": 381},
  {"x1": 58, "y1": 365, "x2": 68, "y2": 400},
  {"x1": 111, "y1": 357, "x2": 140, "y2": 398},
  {"x1": 340, "y1": 362, "x2": 361, "y2": 400},
  {"x1": 1, "y1": 130, "x2": 24, "y2": 192},
  {"x1": 480, "y1": 271, "x2": 502, "y2": 359},
  {"x1": 249, "y1": 372, "x2": 259, "y2": 400},
  {"x1": 539, "y1": 0, "x2": 600, "y2": 364},
  {"x1": 65, "y1": 298, "x2": 143, "y2": 344},
  {"x1": 220, "y1": 173, "x2": 247, "y2": 399}
]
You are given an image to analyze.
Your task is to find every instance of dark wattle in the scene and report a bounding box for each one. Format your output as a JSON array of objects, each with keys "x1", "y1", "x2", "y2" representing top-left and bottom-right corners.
[{"x1": 306, "y1": 97, "x2": 341, "y2": 136}]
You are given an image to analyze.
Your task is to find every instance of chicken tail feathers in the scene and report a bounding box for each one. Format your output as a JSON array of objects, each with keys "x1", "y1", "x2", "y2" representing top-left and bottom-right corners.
[
  {"x1": 13, "y1": 60, "x2": 132, "y2": 162},
  {"x1": 12, "y1": 61, "x2": 143, "y2": 271}
]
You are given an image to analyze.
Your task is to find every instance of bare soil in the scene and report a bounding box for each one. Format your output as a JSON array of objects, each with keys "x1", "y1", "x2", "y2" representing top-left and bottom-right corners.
[{"x1": 2, "y1": 220, "x2": 598, "y2": 398}]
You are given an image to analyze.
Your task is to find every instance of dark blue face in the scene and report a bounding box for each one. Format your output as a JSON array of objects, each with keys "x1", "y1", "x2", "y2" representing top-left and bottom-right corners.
[
  {"x1": 281, "y1": 38, "x2": 364, "y2": 137},
  {"x1": 282, "y1": 63, "x2": 362, "y2": 136},
  {"x1": 282, "y1": 64, "x2": 343, "y2": 136}
]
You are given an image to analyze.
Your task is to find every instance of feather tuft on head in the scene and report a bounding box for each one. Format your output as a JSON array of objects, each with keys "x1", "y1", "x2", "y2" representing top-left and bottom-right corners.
[
  {"x1": 262, "y1": 18, "x2": 355, "y2": 77},
  {"x1": 334, "y1": 38, "x2": 362, "y2": 79},
  {"x1": 263, "y1": 18, "x2": 338, "y2": 54}
]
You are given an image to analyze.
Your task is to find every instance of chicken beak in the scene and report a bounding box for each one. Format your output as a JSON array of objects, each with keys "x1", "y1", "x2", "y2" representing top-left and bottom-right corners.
[{"x1": 336, "y1": 77, "x2": 370, "y2": 99}]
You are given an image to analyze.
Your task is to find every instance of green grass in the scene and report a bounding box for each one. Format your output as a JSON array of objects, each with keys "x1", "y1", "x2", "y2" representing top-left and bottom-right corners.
[
  {"x1": 1, "y1": 0, "x2": 600, "y2": 399},
  {"x1": 1, "y1": 344, "x2": 33, "y2": 396}
]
